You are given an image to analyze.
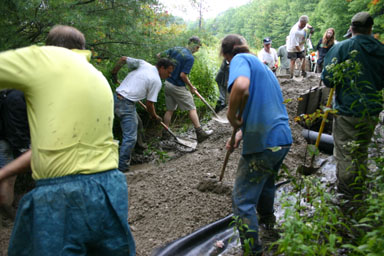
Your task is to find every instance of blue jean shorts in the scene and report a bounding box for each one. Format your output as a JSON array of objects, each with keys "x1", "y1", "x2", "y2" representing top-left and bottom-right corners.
[{"x1": 9, "y1": 169, "x2": 136, "y2": 256}]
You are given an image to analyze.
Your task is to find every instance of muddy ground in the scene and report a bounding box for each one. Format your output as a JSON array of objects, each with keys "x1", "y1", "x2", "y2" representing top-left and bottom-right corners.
[{"x1": 0, "y1": 74, "x2": 326, "y2": 255}]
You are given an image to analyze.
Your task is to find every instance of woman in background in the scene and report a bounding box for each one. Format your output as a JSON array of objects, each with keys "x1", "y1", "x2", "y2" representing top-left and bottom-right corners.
[{"x1": 316, "y1": 28, "x2": 336, "y2": 72}]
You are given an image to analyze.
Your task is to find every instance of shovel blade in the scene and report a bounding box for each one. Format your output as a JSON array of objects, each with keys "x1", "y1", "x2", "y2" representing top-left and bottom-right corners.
[
  {"x1": 176, "y1": 137, "x2": 197, "y2": 149},
  {"x1": 212, "y1": 116, "x2": 229, "y2": 124}
]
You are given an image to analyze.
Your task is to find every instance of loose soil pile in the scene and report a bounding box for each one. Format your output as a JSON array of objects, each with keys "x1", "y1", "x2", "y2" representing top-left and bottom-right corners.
[{"x1": 0, "y1": 74, "x2": 324, "y2": 256}]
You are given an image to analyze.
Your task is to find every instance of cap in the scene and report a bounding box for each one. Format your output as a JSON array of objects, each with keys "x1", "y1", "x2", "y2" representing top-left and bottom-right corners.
[
  {"x1": 263, "y1": 37, "x2": 272, "y2": 44},
  {"x1": 351, "y1": 12, "x2": 373, "y2": 27},
  {"x1": 343, "y1": 28, "x2": 352, "y2": 38}
]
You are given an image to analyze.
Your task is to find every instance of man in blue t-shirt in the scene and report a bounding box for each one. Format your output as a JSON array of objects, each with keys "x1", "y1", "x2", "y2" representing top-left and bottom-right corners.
[
  {"x1": 158, "y1": 36, "x2": 212, "y2": 143},
  {"x1": 221, "y1": 34, "x2": 292, "y2": 255}
]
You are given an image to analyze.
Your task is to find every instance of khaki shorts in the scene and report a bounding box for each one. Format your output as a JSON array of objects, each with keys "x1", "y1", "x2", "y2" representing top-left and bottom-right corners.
[{"x1": 164, "y1": 81, "x2": 196, "y2": 111}]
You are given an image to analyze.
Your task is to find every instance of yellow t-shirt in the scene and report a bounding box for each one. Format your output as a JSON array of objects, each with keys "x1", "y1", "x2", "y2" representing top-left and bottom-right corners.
[{"x1": 0, "y1": 45, "x2": 118, "y2": 180}]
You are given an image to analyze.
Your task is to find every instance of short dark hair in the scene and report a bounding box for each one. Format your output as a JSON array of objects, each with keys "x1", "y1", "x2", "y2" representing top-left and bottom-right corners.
[
  {"x1": 188, "y1": 36, "x2": 201, "y2": 46},
  {"x1": 156, "y1": 58, "x2": 175, "y2": 69},
  {"x1": 46, "y1": 25, "x2": 86, "y2": 50},
  {"x1": 351, "y1": 25, "x2": 372, "y2": 35}
]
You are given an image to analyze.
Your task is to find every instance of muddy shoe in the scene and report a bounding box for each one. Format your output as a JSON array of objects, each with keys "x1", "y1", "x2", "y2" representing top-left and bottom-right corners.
[
  {"x1": 259, "y1": 214, "x2": 276, "y2": 230},
  {"x1": 195, "y1": 127, "x2": 212, "y2": 143},
  {"x1": 301, "y1": 70, "x2": 307, "y2": 77}
]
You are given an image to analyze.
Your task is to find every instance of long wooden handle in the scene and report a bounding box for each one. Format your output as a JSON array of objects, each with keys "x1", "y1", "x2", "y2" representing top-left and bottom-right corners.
[
  {"x1": 219, "y1": 129, "x2": 237, "y2": 181},
  {"x1": 194, "y1": 90, "x2": 221, "y2": 119},
  {"x1": 314, "y1": 87, "x2": 335, "y2": 148},
  {"x1": 138, "y1": 100, "x2": 178, "y2": 139},
  {"x1": 219, "y1": 92, "x2": 249, "y2": 181}
]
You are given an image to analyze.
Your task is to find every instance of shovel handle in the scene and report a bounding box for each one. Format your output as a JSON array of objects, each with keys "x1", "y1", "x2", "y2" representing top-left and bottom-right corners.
[
  {"x1": 219, "y1": 92, "x2": 248, "y2": 181},
  {"x1": 314, "y1": 87, "x2": 335, "y2": 148},
  {"x1": 219, "y1": 128, "x2": 237, "y2": 181},
  {"x1": 138, "y1": 100, "x2": 178, "y2": 139},
  {"x1": 194, "y1": 90, "x2": 221, "y2": 119}
]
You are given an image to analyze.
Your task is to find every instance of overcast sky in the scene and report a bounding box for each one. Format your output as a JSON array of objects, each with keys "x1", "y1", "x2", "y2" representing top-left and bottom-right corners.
[{"x1": 159, "y1": 0, "x2": 250, "y2": 21}]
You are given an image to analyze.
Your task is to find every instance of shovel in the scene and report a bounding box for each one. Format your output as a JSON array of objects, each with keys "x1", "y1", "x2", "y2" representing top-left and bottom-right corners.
[
  {"x1": 219, "y1": 128, "x2": 237, "y2": 181},
  {"x1": 298, "y1": 87, "x2": 335, "y2": 175},
  {"x1": 138, "y1": 101, "x2": 197, "y2": 149},
  {"x1": 194, "y1": 89, "x2": 229, "y2": 124}
]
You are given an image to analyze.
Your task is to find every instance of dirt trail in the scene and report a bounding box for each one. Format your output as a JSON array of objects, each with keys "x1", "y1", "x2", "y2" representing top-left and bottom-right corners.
[
  {"x1": 0, "y1": 74, "x2": 322, "y2": 256},
  {"x1": 127, "y1": 74, "x2": 321, "y2": 256}
]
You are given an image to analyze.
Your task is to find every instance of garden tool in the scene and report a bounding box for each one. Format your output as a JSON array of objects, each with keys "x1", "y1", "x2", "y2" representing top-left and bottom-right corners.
[
  {"x1": 218, "y1": 91, "x2": 248, "y2": 181},
  {"x1": 219, "y1": 128, "x2": 237, "y2": 181},
  {"x1": 138, "y1": 101, "x2": 197, "y2": 149},
  {"x1": 196, "y1": 91, "x2": 248, "y2": 194},
  {"x1": 194, "y1": 89, "x2": 229, "y2": 124},
  {"x1": 297, "y1": 86, "x2": 335, "y2": 176}
]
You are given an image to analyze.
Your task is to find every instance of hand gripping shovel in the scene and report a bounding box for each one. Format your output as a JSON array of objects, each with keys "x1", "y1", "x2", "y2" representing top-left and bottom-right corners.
[
  {"x1": 219, "y1": 92, "x2": 248, "y2": 181},
  {"x1": 194, "y1": 89, "x2": 229, "y2": 124},
  {"x1": 298, "y1": 86, "x2": 335, "y2": 176},
  {"x1": 138, "y1": 101, "x2": 197, "y2": 149}
]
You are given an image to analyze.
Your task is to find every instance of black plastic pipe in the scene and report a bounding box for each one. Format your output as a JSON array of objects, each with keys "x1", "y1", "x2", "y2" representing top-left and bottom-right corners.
[
  {"x1": 153, "y1": 214, "x2": 236, "y2": 256},
  {"x1": 301, "y1": 129, "x2": 334, "y2": 154},
  {"x1": 152, "y1": 180, "x2": 291, "y2": 256}
]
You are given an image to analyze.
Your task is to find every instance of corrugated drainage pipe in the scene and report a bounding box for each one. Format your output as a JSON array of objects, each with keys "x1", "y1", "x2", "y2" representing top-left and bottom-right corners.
[
  {"x1": 152, "y1": 180, "x2": 292, "y2": 256},
  {"x1": 152, "y1": 214, "x2": 236, "y2": 256},
  {"x1": 301, "y1": 129, "x2": 334, "y2": 154}
]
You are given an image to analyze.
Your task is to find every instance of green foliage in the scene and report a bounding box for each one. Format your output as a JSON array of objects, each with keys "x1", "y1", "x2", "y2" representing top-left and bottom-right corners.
[
  {"x1": 230, "y1": 215, "x2": 258, "y2": 256},
  {"x1": 273, "y1": 45, "x2": 384, "y2": 255},
  {"x1": 144, "y1": 142, "x2": 170, "y2": 163},
  {"x1": 273, "y1": 178, "x2": 345, "y2": 255},
  {"x1": 190, "y1": 48, "x2": 218, "y2": 102},
  {"x1": 202, "y1": 0, "x2": 384, "y2": 50}
]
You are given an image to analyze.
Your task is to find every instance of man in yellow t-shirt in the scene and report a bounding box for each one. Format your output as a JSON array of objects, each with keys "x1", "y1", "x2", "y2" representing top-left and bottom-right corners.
[{"x1": 0, "y1": 25, "x2": 135, "y2": 255}]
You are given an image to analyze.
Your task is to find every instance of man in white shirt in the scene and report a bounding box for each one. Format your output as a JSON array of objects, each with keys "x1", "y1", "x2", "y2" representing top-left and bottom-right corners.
[
  {"x1": 287, "y1": 15, "x2": 313, "y2": 78},
  {"x1": 111, "y1": 57, "x2": 174, "y2": 172},
  {"x1": 258, "y1": 37, "x2": 278, "y2": 72}
]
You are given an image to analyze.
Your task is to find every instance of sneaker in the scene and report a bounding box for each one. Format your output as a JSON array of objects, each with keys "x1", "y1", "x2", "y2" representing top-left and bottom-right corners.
[
  {"x1": 302, "y1": 70, "x2": 307, "y2": 77},
  {"x1": 195, "y1": 127, "x2": 212, "y2": 143}
]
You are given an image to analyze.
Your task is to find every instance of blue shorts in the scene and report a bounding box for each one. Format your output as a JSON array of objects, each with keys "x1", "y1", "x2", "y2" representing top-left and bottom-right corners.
[{"x1": 9, "y1": 169, "x2": 136, "y2": 256}]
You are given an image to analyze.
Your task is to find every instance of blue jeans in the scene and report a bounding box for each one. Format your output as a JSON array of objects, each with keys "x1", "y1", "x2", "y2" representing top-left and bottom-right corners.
[
  {"x1": 0, "y1": 140, "x2": 14, "y2": 168},
  {"x1": 232, "y1": 146, "x2": 290, "y2": 253},
  {"x1": 114, "y1": 94, "x2": 138, "y2": 172},
  {"x1": 9, "y1": 169, "x2": 136, "y2": 256}
]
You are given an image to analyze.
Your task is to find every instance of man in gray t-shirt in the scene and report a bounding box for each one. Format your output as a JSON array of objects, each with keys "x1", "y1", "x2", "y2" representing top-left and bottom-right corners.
[{"x1": 277, "y1": 37, "x2": 290, "y2": 75}]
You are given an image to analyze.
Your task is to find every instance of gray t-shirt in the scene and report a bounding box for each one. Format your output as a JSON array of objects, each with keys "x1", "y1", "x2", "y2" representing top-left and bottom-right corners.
[{"x1": 277, "y1": 45, "x2": 289, "y2": 69}]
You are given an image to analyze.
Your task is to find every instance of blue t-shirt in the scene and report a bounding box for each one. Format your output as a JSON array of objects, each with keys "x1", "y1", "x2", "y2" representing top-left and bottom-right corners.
[
  {"x1": 228, "y1": 53, "x2": 293, "y2": 155},
  {"x1": 165, "y1": 47, "x2": 194, "y2": 87}
]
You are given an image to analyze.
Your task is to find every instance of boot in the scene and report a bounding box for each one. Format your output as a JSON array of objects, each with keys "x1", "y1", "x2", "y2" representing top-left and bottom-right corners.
[
  {"x1": 195, "y1": 127, "x2": 211, "y2": 143},
  {"x1": 301, "y1": 70, "x2": 307, "y2": 77}
]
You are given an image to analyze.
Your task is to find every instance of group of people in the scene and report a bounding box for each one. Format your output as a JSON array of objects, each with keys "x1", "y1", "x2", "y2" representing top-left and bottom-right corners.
[
  {"x1": 0, "y1": 10, "x2": 382, "y2": 256},
  {"x1": 257, "y1": 15, "x2": 314, "y2": 78},
  {"x1": 258, "y1": 15, "x2": 337, "y2": 78},
  {"x1": 112, "y1": 36, "x2": 212, "y2": 172}
]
